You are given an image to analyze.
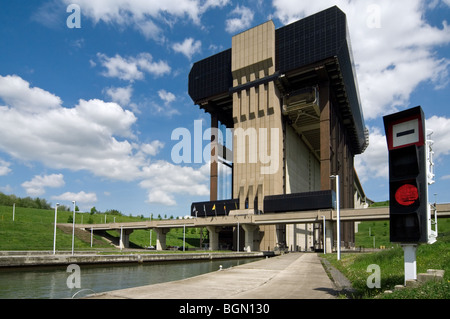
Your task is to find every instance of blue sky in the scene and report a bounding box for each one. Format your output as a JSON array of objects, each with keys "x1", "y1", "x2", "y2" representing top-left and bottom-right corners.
[{"x1": 1, "y1": 0, "x2": 450, "y2": 217}]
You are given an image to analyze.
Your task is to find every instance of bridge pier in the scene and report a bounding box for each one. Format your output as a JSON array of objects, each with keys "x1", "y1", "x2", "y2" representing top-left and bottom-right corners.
[
  {"x1": 153, "y1": 228, "x2": 170, "y2": 251},
  {"x1": 206, "y1": 226, "x2": 219, "y2": 251},
  {"x1": 324, "y1": 221, "x2": 334, "y2": 254},
  {"x1": 241, "y1": 224, "x2": 258, "y2": 252},
  {"x1": 119, "y1": 229, "x2": 134, "y2": 249}
]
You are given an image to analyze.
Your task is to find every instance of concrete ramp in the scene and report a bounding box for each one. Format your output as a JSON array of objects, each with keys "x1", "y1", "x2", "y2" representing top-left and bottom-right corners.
[{"x1": 90, "y1": 253, "x2": 337, "y2": 299}]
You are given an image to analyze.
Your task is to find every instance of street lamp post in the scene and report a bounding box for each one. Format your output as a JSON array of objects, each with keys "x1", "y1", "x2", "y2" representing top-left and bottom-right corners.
[
  {"x1": 53, "y1": 203, "x2": 59, "y2": 255},
  {"x1": 322, "y1": 215, "x2": 326, "y2": 254},
  {"x1": 72, "y1": 200, "x2": 76, "y2": 256},
  {"x1": 330, "y1": 175, "x2": 341, "y2": 260}
]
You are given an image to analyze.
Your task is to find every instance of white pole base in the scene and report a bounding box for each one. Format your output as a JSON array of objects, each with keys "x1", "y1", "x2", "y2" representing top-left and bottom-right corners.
[{"x1": 402, "y1": 244, "x2": 417, "y2": 285}]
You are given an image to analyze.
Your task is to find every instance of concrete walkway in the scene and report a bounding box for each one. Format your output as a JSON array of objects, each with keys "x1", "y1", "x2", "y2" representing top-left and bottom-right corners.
[{"x1": 89, "y1": 253, "x2": 337, "y2": 299}]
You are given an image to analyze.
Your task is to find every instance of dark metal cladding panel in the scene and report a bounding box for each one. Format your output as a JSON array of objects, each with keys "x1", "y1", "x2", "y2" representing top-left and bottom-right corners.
[
  {"x1": 263, "y1": 190, "x2": 336, "y2": 213},
  {"x1": 275, "y1": 6, "x2": 366, "y2": 153},
  {"x1": 191, "y1": 198, "x2": 239, "y2": 217},
  {"x1": 188, "y1": 49, "x2": 232, "y2": 103},
  {"x1": 275, "y1": 6, "x2": 346, "y2": 73},
  {"x1": 336, "y1": 35, "x2": 366, "y2": 152}
]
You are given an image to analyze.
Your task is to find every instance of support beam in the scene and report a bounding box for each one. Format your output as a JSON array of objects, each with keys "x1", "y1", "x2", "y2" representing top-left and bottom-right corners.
[
  {"x1": 119, "y1": 229, "x2": 134, "y2": 249},
  {"x1": 241, "y1": 224, "x2": 258, "y2": 252},
  {"x1": 206, "y1": 226, "x2": 219, "y2": 251},
  {"x1": 324, "y1": 220, "x2": 334, "y2": 254},
  {"x1": 154, "y1": 228, "x2": 169, "y2": 251},
  {"x1": 319, "y1": 82, "x2": 331, "y2": 190}
]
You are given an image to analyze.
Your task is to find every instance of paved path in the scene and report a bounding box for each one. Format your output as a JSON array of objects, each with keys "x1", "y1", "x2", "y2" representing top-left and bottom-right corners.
[{"x1": 89, "y1": 253, "x2": 337, "y2": 299}]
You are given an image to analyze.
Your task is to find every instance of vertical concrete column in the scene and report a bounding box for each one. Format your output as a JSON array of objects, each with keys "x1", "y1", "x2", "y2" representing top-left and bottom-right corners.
[
  {"x1": 319, "y1": 82, "x2": 331, "y2": 190},
  {"x1": 206, "y1": 226, "x2": 219, "y2": 251},
  {"x1": 325, "y1": 221, "x2": 334, "y2": 254},
  {"x1": 119, "y1": 229, "x2": 133, "y2": 249},
  {"x1": 154, "y1": 228, "x2": 169, "y2": 251},
  {"x1": 230, "y1": 20, "x2": 285, "y2": 252},
  {"x1": 241, "y1": 224, "x2": 258, "y2": 252}
]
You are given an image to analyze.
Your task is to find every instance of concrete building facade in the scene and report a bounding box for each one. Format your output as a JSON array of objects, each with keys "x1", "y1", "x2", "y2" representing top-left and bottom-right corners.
[{"x1": 189, "y1": 6, "x2": 369, "y2": 252}]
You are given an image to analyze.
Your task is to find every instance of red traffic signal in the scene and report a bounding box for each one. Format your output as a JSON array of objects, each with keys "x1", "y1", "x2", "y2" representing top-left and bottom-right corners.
[
  {"x1": 383, "y1": 106, "x2": 428, "y2": 243},
  {"x1": 395, "y1": 184, "x2": 419, "y2": 206}
]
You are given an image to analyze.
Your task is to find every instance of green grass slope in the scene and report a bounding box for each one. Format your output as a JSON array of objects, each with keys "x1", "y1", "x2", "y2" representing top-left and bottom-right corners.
[
  {"x1": 0, "y1": 205, "x2": 203, "y2": 251},
  {"x1": 324, "y1": 217, "x2": 450, "y2": 299}
]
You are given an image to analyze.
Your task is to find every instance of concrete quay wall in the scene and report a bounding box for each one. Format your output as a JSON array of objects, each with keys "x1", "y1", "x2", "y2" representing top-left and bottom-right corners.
[{"x1": 0, "y1": 251, "x2": 270, "y2": 268}]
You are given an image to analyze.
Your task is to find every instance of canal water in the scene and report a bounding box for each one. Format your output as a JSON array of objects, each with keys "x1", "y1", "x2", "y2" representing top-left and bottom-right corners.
[{"x1": 0, "y1": 258, "x2": 261, "y2": 299}]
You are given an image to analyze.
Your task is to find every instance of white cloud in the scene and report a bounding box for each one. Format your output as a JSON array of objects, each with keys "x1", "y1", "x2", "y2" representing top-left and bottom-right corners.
[
  {"x1": 172, "y1": 38, "x2": 202, "y2": 60},
  {"x1": 0, "y1": 159, "x2": 12, "y2": 176},
  {"x1": 147, "y1": 189, "x2": 177, "y2": 207},
  {"x1": 426, "y1": 115, "x2": 450, "y2": 159},
  {"x1": 272, "y1": 0, "x2": 450, "y2": 120},
  {"x1": 75, "y1": 98, "x2": 137, "y2": 138},
  {"x1": 139, "y1": 161, "x2": 210, "y2": 206},
  {"x1": 0, "y1": 74, "x2": 61, "y2": 113},
  {"x1": 21, "y1": 174, "x2": 65, "y2": 196},
  {"x1": 354, "y1": 127, "x2": 389, "y2": 183},
  {"x1": 158, "y1": 90, "x2": 176, "y2": 105},
  {"x1": 0, "y1": 74, "x2": 209, "y2": 206},
  {"x1": 140, "y1": 141, "x2": 165, "y2": 157},
  {"x1": 0, "y1": 75, "x2": 142, "y2": 181},
  {"x1": 97, "y1": 53, "x2": 143, "y2": 81},
  {"x1": 147, "y1": 90, "x2": 180, "y2": 117},
  {"x1": 136, "y1": 53, "x2": 172, "y2": 76},
  {"x1": 52, "y1": 191, "x2": 97, "y2": 204},
  {"x1": 97, "y1": 52, "x2": 171, "y2": 81},
  {"x1": 104, "y1": 86, "x2": 133, "y2": 106},
  {"x1": 134, "y1": 20, "x2": 164, "y2": 42},
  {"x1": 64, "y1": 0, "x2": 230, "y2": 39},
  {"x1": 225, "y1": 5, "x2": 254, "y2": 34}
]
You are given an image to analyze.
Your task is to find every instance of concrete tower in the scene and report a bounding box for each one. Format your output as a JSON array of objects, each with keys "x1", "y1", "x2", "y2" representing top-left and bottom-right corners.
[{"x1": 189, "y1": 6, "x2": 369, "y2": 252}]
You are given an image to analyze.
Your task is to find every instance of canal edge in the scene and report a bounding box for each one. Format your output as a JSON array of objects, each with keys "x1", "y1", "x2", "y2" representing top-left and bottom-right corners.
[{"x1": 0, "y1": 251, "x2": 274, "y2": 268}]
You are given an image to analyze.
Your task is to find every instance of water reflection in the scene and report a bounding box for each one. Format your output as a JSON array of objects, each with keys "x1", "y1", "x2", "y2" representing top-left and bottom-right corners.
[{"x1": 0, "y1": 258, "x2": 260, "y2": 299}]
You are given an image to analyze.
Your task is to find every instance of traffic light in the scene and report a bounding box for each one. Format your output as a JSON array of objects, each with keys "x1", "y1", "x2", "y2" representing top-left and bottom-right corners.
[{"x1": 383, "y1": 106, "x2": 428, "y2": 243}]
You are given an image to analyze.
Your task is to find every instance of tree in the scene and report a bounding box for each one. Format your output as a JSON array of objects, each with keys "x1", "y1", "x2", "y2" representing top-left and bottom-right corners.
[
  {"x1": 90, "y1": 207, "x2": 98, "y2": 215},
  {"x1": 59, "y1": 205, "x2": 70, "y2": 212},
  {"x1": 105, "y1": 209, "x2": 122, "y2": 216}
]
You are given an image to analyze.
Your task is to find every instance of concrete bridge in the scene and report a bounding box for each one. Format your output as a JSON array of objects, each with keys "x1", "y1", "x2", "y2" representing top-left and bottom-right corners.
[{"x1": 77, "y1": 204, "x2": 450, "y2": 252}]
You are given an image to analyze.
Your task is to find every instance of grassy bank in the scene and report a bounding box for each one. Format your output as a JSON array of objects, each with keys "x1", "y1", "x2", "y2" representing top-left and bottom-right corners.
[
  {"x1": 0, "y1": 205, "x2": 202, "y2": 251},
  {"x1": 324, "y1": 217, "x2": 450, "y2": 299}
]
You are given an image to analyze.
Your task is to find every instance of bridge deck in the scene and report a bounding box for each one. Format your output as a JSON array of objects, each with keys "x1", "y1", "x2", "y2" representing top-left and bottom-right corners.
[{"x1": 76, "y1": 204, "x2": 450, "y2": 231}]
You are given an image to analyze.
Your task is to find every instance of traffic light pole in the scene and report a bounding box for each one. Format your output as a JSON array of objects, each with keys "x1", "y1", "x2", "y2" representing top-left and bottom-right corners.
[
  {"x1": 402, "y1": 244, "x2": 417, "y2": 284},
  {"x1": 330, "y1": 175, "x2": 340, "y2": 261}
]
